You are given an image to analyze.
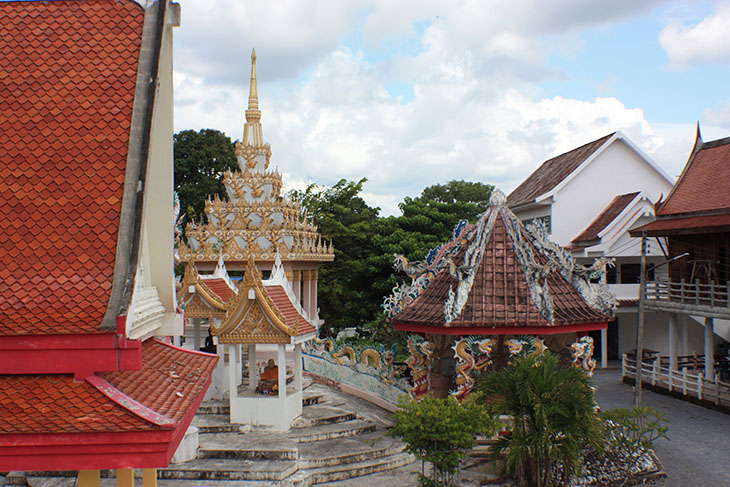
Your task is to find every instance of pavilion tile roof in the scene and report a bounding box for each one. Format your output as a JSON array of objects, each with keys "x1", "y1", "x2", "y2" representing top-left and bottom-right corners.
[
  {"x1": 572, "y1": 192, "x2": 639, "y2": 245},
  {"x1": 0, "y1": 0, "x2": 145, "y2": 336},
  {"x1": 0, "y1": 339, "x2": 217, "y2": 435},
  {"x1": 266, "y1": 285, "x2": 316, "y2": 336},
  {"x1": 507, "y1": 133, "x2": 614, "y2": 208},
  {"x1": 388, "y1": 190, "x2": 613, "y2": 333},
  {"x1": 201, "y1": 277, "x2": 237, "y2": 304}
]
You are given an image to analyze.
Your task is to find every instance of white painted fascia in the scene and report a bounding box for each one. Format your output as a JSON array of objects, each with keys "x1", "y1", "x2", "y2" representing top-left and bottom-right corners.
[
  {"x1": 613, "y1": 130, "x2": 675, "y2": 185},
  {"x1": 597, "y1": 193, "x2": 648, "y2": 242}
]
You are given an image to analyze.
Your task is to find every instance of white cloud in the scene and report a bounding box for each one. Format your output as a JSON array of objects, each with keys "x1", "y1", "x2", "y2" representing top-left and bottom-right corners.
[
  {"x1": 172, "y1": 0, "x2": 693, "y2": 216},
  {"x1": 704, "y1": 100, "x2": 730, "y2": 128},
  {"x1": 659, "y1": 3, "x2": 730, "y2": 70}
]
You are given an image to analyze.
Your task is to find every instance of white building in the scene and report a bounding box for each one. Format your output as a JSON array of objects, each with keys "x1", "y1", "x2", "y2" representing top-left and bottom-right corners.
[{"x1": 507, "y1": 131, "x2": 708, "y2": 364}]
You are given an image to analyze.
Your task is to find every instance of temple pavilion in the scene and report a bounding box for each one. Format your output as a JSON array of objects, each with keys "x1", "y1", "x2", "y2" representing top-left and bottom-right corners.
[
  {"x1": 177, "y1": 51, "x2": 333, "y2": 430},
  {"x1": 385, "y1": 189, "x2": 614, "y2": 399}
]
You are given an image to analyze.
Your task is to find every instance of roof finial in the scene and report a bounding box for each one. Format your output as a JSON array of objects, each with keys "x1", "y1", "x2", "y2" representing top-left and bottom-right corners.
[
  {"x1": 696, "y1": 120, "x2": 702, "y2": 143},
  {"x1": 243, "y1": 48, "x2": 264, "y2": 146}
]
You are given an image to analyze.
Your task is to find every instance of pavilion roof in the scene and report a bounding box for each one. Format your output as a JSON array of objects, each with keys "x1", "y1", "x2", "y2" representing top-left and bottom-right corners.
[
  {"x1": 0, "y1": 0, "x2": 145, "y2": 336},
  {"x1": 387, "y1": 190, "x2": 613, "y2": 334},
  {"x1": 571, "y1": 192, "x2": 640, "y2": 245}
]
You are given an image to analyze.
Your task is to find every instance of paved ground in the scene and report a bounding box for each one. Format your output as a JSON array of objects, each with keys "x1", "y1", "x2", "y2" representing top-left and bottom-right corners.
[{"x1": 593, "y1": 368, "x2": 730, "y2": 487}]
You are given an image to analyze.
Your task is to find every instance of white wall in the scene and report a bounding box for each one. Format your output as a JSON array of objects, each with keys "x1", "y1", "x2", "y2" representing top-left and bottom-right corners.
[
  {"x1": 550, "y1": 139, "x2": 672, "y2": 247},
  {"x1": 617, "y1": 311, "x2": 707, "y2": 357}
]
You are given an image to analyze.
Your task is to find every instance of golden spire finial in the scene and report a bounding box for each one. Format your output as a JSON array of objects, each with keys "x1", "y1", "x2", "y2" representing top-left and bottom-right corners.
[{"x1": 243, "y1": 48, "x2": 263, "y2": 146}]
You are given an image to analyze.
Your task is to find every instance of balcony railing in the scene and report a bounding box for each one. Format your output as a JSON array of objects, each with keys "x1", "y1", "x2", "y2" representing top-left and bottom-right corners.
[{"x1": 643, "y1": 279, "x2": 730, "y2": 318}]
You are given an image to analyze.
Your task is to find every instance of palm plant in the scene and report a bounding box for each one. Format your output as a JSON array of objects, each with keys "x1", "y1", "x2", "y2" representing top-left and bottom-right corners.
[{"x1": 479, "y1": 351, "x2": 604, "y2": 487}]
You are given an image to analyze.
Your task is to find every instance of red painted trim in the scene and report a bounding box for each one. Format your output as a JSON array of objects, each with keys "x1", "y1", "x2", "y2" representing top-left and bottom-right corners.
[
  {"x1": 85, "y1": 375, "x2": 177, "y2": 429},
  {"x1": 393, "y1": 322, "x2": 608, "y2": 335},
  {"x1": 0, "y1": 329, "x2": 142, "y2": 376}
]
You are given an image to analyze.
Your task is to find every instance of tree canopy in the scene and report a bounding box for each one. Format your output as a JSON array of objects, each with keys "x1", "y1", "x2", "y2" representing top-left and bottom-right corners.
[{"x1": 174, "y1": 129, "x2": 237, "y2": 229}]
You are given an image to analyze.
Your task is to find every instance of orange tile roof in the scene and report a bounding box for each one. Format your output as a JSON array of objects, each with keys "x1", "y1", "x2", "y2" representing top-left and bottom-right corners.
[
  {"x1": 507, "y1": 133, "x2": 613, "y2": 208},
  {"x1": 572, "y1": 192, "x2": 639, "y2": 244},
  {"x1": 0, "y1": 375, "x2": 155, "y2": 435},
  {"x1": 0, "y1": 339, "x2": 217, "y2": 435},
  {"x1": 266, "y1": 286, "x2": 317, "y2": 336},
  {"x1": 658, "y1": 136, "x2": 730, "y2": 216},
  {"x1": 202, "y1": 278, "x2": 237, "y2": 303},
  {"x1": 103, "y1": 339, "x2": 218, "y2": 424},
  {"x1": 0, "y1": 0, "x2": 145, "y2": 335}
]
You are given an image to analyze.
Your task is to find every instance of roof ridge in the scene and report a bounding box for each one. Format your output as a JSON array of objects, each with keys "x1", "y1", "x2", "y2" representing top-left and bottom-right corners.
[{"x1": 85, "y1": 373, "x2": 176, "y2": 429}]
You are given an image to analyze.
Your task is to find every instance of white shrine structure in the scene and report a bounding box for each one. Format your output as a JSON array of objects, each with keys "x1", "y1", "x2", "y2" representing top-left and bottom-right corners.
[{"x1": 177, "y1": 50, "x2": 334, "y2": 430}]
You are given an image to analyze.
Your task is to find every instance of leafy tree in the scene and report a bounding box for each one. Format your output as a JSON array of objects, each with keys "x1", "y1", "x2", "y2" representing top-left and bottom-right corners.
[
  {"x1": 479, "y1": 352, "x2": 605, "y2": 487},
  {"x1": 174, "y1": 129, "x2": 237, "y2": 229},
  {"x1": 290, "y1": 178, "x2": 381, "y2": 335},
  {"x1": 388, "y1": 393, "x2": 497, "y2": 486}
]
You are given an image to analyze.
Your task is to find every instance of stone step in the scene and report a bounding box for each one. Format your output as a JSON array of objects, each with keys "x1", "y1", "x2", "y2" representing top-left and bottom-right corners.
[
  {"x1": 160, "y1": 458, "x2": 297, "y2": 482},
  {"x1": 285, "y1": 452, "x2": 415, "y2": 487},
  {"x1": 302, "y1": 393, "x2": 323, "y2": 406},
  {"x1": 199, "y1": 432, "x2": 298, "y2": 461},
  {"x1": 28, "y1": 475, "x2": 277, "y2": 487},
  {"x1": 292, "y1": 405, "x2": 356, "y2": 428},
  {"x1": 194, "y1": 414, "x2": 250, "y2": 434},
  {"x1": 198, "y1": 400, "x2": 230, "y2": 415},
  {"x1": 297, "y1": 432, "x2": 406, "y2": 469},
  {"x1": 287, "y1": 419, "x2": 377, "y2": 443}
]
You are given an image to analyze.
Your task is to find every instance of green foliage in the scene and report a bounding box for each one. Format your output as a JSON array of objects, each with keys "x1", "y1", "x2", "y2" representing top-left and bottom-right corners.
[
  {"x1": 174, "y1": 129, "x2": 237, "y2": 229},
  {"x1": 388, "y1": 393, "x2": 497, "y2": 486},
  {"x1": 479, "y1": 352, "x2": 605, "y2": 487},
  {"x1": 290, "y1": 178, "x2": 382, "y2": 335},
  {"x1": 601, "y1": 406, "x2": 668, "y2": 486}
]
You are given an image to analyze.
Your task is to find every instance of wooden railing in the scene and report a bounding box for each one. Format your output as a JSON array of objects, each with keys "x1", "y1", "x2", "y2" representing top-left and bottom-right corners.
[
  {"x1": 643, "y1": 280, "x2": 730, "y2": 318},
  {"x1": 622, "y1": 354, "x2": 730, "y2": 408}
]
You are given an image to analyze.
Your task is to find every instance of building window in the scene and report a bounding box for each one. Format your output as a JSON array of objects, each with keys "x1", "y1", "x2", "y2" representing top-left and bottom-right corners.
[{"x1": 620, "y1": 263, "x2": 654, "y2": 283}]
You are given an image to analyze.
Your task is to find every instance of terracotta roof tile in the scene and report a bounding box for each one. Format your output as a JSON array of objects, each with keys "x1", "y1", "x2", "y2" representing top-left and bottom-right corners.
[
  {"x1": 202, "y1": 278, "x2": 237, "y2": 303},
  {"x1": 0, "y1": 375, "x2": 155, "y2": 435},
  {"x1": 640, "y1": 213, "x2": 730, "y2": 235},
  {"x1": 657, "y1": 136, "x2": 730, "y2": 216},
  {"x1": 103, "y1": 339, "x2": 218, "y2": 423},
  {"x1": 266, "y1": 286, "x2": 317, "y2": 336},
  {"x1": 572, "y1": 192, "x2": 639, "y2": 244},
  {"x1": 507, "y1": 133, "x2": 614, "y2": 208},
  {"x1": 0, "y1": 339, "x2": 217, "y2": 435},
  {"x1": 390, "y1": 192, "x2": 612, "y2": 332},
  {"x1": 0, "y1": 0, "x2": 145, "y2": 335}
]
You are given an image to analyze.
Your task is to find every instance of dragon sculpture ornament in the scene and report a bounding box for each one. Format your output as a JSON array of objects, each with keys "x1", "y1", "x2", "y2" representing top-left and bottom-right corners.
[
  {"x1": 570, "y1": 336, "x2": 597, "y2": 376},
  {"x1": 406, "y1": 336, "x2": 435, "y2": 400},
  {"x1": 451, "y1": 336, "x2": 496, "y2": 401},
  {"x1": 505, "y1": 336, "x2": 547, "y2": 364}
]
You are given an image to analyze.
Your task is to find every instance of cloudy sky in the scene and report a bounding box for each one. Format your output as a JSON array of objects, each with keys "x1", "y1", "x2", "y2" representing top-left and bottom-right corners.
[{"x1": 173, "y1": 0, "x2": 730, "y2": 215}]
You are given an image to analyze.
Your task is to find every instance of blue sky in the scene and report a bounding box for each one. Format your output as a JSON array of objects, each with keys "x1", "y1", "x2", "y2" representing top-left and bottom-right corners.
[{"x1": 173, "y1": 0, "x2": 730, "y2": 215}]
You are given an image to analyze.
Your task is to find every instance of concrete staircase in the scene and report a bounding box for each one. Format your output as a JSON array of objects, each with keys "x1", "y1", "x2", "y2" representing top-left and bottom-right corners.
[
  {"x1": 21, "y1": 384, "x2": 413, "y2": 487},
  {"x1": 160, "y1": 384, "x2": 413, "y2": 486}
]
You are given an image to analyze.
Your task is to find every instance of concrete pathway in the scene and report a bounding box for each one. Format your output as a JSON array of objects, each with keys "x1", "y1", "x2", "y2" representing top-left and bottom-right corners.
[{"x1": 593, "y1": 368, "x2": 730, "y2": 487}]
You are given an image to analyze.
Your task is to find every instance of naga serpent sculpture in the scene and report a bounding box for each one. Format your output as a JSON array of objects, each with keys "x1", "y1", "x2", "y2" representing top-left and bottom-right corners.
[
  {"x1": 333, "y1": 345, "x2": 356, "y2": 365},
  {"x1": 360, "y1": 348, "x2": 381, "y2": 368},
  {"x1": 505, "y1": 336, "x2": 546, "y2": 364}
]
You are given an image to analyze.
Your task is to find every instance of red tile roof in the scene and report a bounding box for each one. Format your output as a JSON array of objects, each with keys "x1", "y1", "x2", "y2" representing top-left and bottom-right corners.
[
  {"x1": 507, "y1": 133, "x2": 614, "y2": 208},
  {"x1": 103, "y1": 339, "x2": 218, "y2": 424},
  {"x1": 0, "y1": 0, "x2": 145, "y2": 336},
  {"x1": 639, "y1": 213, "x2": 730, "y2": 235},
  {"x1": 572, "y1": 192, "x2": 639, "y2": 244},
  {"x1": 202, "y1": 278, "x2": 237, "y2": 303},
  {"x1": 0, "y1": 339, "x2": 217, "y2": 435},
  {"x1": 0, "y1": 375, "x2": 154, "y2": 435},
  {"x1": 266, "y1": 286, "x2": 317, "y2": 336},
  {"x1": 390, "y1": 193, "x2": 612, "y2": 331},
  {"x1": 657, "y1": 136, "x2": 730, "y2": 216}
]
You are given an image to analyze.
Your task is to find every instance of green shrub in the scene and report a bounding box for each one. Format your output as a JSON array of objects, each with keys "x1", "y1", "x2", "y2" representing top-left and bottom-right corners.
[
  {"x1": 388, "y1": 393, "x2": 497, "y2": 486},
  {"x1": 479, "y1": 351, "x2": 604, "y2": 487}
]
